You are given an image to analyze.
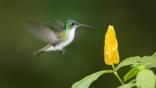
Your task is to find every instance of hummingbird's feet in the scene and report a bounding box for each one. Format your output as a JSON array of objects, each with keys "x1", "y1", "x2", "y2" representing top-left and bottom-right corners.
[
  {"x1": 61, "y1": 49, "x2": 66, "y2": 55},
  {"x1": 62, "y1": 49, "x2": 65, "y2": 55},
  {"x1": 61, "y1": 49, "x2": 70, "y2": 55}
]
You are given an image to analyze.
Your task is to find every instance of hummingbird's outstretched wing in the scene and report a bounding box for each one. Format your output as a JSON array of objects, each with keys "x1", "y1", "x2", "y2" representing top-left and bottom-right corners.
[
  {"x1": 24, "y1": 20, "x2": 62, "y2": 43},
  {"x1": 48, "y1": 18, "x2": 65, "y2": 31}
]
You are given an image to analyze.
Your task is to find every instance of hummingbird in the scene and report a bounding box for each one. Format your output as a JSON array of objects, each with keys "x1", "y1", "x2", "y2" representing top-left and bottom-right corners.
[{"x1": 24, "y1": 18, "x2": 95, "y2": 55}]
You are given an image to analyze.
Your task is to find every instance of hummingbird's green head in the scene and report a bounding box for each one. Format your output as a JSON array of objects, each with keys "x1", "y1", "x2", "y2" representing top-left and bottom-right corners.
[
  {"x1": 65, "y1": 19, "x2": 95, "y2": 31},
  {"x1": 65, "y1": 19, "x2": 79, "y2": 30}
]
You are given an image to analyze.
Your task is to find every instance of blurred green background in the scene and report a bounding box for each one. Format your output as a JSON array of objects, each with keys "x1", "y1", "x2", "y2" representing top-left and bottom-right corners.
[{"x1": 0, "y1": 0, "x2": 156, "y2": 88}]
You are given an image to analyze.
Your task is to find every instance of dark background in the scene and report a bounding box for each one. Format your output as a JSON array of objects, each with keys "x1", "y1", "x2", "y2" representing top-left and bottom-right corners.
[{"x1": 0, "y1": 0, "x2": 156, "y2": 88}]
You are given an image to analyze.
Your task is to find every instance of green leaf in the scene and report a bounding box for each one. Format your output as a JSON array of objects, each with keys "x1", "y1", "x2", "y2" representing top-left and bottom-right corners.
[
  {"x1": 118, "y1": 83, "x2": 135, "y2": 88},
  {"x1": 116, "y1": 56, "x2": 142, "y2": 70},
  {"x1": 124, "y1": 67, "x2": 140, "y2": 82},
  {"x1": 139, "y1": 55, "x2": 156, "y2": 68},
  {"x1": 71, "y1": 70, "x2": 113, "y2": 88},
  {"x1": 118, "y1": 80, "x2": 136, "y2": 88},
  {"x1": 136, "y1": 69, "x2": 155, "y2": 88},
  {"x1": 116, "y1": 52, "x2": 156, "y2": 70},
  {"x1": 152, "y1": 52, "x2": 156, "y2": 56}
]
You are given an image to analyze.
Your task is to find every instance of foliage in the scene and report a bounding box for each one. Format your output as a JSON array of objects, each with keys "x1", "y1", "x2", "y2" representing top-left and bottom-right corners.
[
  {"x1": 71, "y1": 25, "x2": 156, "y2": 88},
  {"x1": 71, "y1": 70, "x2": 113, "y2": 88},
  {"x1": 72, "y1": 53, "x2": 156, "y2": 88}
]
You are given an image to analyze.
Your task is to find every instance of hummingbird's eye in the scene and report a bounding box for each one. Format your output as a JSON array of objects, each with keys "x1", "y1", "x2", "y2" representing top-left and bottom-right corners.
[{"x1": 71, "y1": 23, "x2": 75, "y2": 26}]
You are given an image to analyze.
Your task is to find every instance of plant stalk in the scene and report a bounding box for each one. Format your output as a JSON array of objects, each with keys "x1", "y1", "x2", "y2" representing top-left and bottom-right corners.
[{"x1": 112, "y1": 64, "x2": 124, "y2": 85}]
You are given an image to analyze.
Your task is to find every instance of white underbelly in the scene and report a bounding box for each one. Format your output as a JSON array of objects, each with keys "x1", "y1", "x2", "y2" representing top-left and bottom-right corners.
[
  {"x1": 45, "y1": 29, "x2": 76, "y2": 51},
  {"x1": 56, "y1": 29, "x2": 76, "y2": 48}
]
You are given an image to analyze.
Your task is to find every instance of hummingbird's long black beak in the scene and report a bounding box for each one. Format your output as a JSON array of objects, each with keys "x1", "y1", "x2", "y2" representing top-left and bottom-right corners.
[{"x1": 78, "y1": 24, "x2": 95, "y2": 30}]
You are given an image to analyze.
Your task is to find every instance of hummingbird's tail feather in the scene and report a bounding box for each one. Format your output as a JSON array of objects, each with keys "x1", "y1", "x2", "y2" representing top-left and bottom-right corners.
[
  {"x1": 34, "y1": 44, "x2": 53, "y2": 56},
  {"x1": 34, "y1": 49, "x2": 45, "y2": 56}
]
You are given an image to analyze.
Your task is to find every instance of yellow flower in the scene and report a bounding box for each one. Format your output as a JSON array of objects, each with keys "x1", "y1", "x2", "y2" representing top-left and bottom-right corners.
[{"x1": 104, "y1": 25, "x2": 119, "y2": 65}]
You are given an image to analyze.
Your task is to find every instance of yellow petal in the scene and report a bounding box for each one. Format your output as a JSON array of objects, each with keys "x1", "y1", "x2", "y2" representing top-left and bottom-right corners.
[{"x1": 104, "y1": 25, "x2": 119, "y2": 65}]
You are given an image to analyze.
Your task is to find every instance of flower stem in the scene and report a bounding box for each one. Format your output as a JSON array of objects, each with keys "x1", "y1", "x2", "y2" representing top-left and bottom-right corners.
[{"x1": 112, "y1": 64, "x2": 124, "y2": 85}]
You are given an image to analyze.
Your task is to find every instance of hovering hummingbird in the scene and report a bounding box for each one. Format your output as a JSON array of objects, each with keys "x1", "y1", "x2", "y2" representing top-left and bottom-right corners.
[{"x1": 25, "y1": 18, "x2": 95, "y2": 55}]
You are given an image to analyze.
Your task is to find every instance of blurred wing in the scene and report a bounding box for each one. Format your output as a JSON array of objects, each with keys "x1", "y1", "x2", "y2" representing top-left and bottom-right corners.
[
  {"x1": 24, "y1": 20, "x2": 60, "y2": 43},
  {"x1": 48, "y1": 18, "x2": 65, "y2": 31}
]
